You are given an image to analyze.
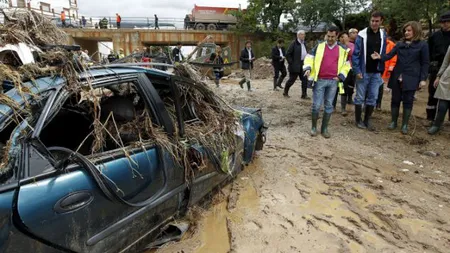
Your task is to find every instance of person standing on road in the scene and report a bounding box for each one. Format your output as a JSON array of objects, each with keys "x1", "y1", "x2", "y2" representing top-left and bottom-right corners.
[
  {"x1": 352, "y1": 11, "x2": 388, "y2": 131},
  {"x1": 428, "y1": 45, "x2": 450, "y2": 135},
  {"x1": 332, "y1": 32, "x2": 354, "y2": 116},
  {"x1": 184, "y1": 15, "x2": 190, "y2": 30},
  {"x1": 377, "y1": 36, "x2": 398, "y2": 110},
  {"x1": 81, "y1": 16, "x2": 87, "y2": 28},
  {"x1": 271, "y1": 38, "x2": 287, "y2": 91},
  {"x1": 154, "y1": 15, "x2": 160, "y2": 29},
  {"x1": 61, "y1": 11, "x2": 66, "y2": 27},
  {"x1": 209, "y1": 45, "x2": 225, "y2": 87},
  {"x1": 426, "y1": 11, "x2": 450, "y2": 124},
  {"x1": 116, "y1": 13, "x2": 121, "y2": 29},
  {"x1": 304, "y1": 26, "x2": 351, "y2": 138},
  {"x1": 239, "y1": 40, "x2": 255, "y2": 92},
  {"x1": 371, "y1": 21, "x2": 429, "y2": 135},
  {"x1": 283, "y1": 30, "x2": 309, "y2": 98},
  {"x1": 172, "y1": 42, "x2": 183, "y2": 63}
]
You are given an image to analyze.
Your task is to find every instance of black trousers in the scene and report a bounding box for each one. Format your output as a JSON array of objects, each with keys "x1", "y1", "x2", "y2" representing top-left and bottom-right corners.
[
  {"x1": 391, "y1": 82, "x2": 416, "y2": 109},
  {"x1": 427, "y1": 72, "x2": 438, "y2": 120},
  {"x1": 333, "y1": 70, "x2": 355, "y2": 108},
  {"x1": 274, "y1": 63, "x2": 287, "y2": 80},
  {"x1": 117, "y1": 22, "x2": 120, "y2": 29},
  {"x1": 284, "y1": 71, "x2": 307, "y2": 96}
]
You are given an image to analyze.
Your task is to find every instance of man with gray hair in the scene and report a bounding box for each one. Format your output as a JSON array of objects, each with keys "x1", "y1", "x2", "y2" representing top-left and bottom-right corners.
[
  {"x1": 283, "y1": 30, "x2": 309, "y2": 98},
  {"x1": 348, "y1": 28, "x2": 358, "y2": 43}
]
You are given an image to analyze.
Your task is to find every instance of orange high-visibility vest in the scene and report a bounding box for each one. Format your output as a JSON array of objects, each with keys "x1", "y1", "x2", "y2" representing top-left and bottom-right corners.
[
  {"x1": 61, "y1": 12, "x2": 66, "y2": 20},
  {"x1": 116, "y1": 15, "x2": 121, "y2": 22}
]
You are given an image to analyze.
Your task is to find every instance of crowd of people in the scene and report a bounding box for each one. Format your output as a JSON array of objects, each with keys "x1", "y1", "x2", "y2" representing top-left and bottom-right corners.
[{"x1": 233, "y1": 10, "x2": 450, "y2": 139}]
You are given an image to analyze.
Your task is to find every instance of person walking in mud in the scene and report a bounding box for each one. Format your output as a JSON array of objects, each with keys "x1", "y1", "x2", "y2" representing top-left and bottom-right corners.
[
  {"x1": 209, "y1": 45, "x2": 225, "y2": 87},
  {"x1": 377, "y1": 35, "x2": 397, "y2": 111},
  {"x1": 304, "y1": 26, "x2": 351, "y2": 138},
  {"x1": 371, "y1": 21, "x2": 429, "y2": 135},
  {"x1": 427, "y1": 11, "x2": 450, "y2": 125},
  {"x1": 352, "y1": 11, "x2": 388, "y2": 131},
  {"x1": 283, "y1": 30, "x2": 309, "y2": 98},
  {"x1": 271, "y1": 38, "x2": 287, "y2": 91},
  {"x1": 332, "y1": 32, "x2": 354, "y2": 116},
  {"x1": 347, "y1": 28, "x2": 358, "y2": 104},
  {"x1": 428, "y1": 45, "x2": 450, "y2": 135},
  {"x1": 238, "y1": 40, "x2": 255, "y2": 92}
]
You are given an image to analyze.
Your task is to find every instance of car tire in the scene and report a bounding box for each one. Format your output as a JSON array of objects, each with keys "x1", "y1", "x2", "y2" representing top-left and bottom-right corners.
[{"x1": 255, "y1": 132, "x2": 265, "y2": 151}]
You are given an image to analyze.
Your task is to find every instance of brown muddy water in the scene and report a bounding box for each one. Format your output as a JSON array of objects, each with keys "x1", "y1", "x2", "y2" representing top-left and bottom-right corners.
[{"x1": 153, "y1": 78, "x2": 450, "y2": 253}]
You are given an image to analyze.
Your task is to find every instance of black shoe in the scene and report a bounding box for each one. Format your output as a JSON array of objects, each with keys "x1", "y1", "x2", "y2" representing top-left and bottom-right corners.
[
  {"x1": 301, "y1": 95, "x2": 310, "y2": 100},
  {"x1": 239, "y1": 79, "x2": 245, "y2": 89},
  {"x1": 283, "y1": 93, "x2": 290, "y2": 98},
  {"x1": 277, "y1": 85, "x2": 284, "y2": 89}
]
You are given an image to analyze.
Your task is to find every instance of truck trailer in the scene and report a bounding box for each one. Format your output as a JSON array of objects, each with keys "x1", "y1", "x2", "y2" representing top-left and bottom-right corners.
[{"x1": 185, "y1": 5, "x2": 241, "y2": 30}]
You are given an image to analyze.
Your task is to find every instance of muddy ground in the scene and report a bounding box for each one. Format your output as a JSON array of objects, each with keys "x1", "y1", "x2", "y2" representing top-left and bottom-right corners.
[{"x1": 153, "y1": 78, "x2": 450, "y2": 253}]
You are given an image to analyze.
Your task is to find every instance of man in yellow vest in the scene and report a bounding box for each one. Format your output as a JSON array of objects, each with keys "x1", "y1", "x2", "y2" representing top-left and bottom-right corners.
[{"x1": 304, "y1": 26, "x2": 351, "y2": 138}]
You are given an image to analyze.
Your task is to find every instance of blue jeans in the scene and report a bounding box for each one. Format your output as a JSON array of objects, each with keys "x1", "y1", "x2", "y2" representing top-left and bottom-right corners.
[
  {"x1": 354, "y1": 73, "x2": 383, "y2": 106},
  {"x1": 312, "y1": 79, "x2": 338, "y2": 114}
]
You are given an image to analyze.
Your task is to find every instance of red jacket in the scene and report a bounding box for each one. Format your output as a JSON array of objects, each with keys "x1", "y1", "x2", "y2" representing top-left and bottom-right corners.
[{"x1": 382, "y1": 39, "x2": 397, "y2": 81}]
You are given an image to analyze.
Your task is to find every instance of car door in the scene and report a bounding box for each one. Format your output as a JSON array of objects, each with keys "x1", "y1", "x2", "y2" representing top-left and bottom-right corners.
[{"x1": 13, "y1": 74, "x2": 185, "y2": 253}]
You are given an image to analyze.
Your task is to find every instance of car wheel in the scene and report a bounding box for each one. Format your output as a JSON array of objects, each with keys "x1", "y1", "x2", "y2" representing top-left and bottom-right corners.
[{"x1": 255, "y1": 132, "x2": 265, "y2": 151}]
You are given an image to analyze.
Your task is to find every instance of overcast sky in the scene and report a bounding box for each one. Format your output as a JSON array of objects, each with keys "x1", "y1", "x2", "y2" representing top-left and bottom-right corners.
[{"x1": 77, "y1": 0, "x2": 249, "y2": 19}]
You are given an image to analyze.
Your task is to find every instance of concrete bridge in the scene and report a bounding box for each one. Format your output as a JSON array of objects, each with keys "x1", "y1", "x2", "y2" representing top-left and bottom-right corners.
[{"x1": 64, "y1": 29, "x2": 258, "y2": 63}]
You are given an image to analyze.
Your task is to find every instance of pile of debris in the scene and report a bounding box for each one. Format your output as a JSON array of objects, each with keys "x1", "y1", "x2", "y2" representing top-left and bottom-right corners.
[{"x1": 233, "y1": 57, "x2": 276, "y2": 80}]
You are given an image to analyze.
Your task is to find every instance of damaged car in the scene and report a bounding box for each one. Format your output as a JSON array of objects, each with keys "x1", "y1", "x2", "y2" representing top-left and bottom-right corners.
[{"x1": 0, "y1": 65, "x2": 266, "y2": 253}]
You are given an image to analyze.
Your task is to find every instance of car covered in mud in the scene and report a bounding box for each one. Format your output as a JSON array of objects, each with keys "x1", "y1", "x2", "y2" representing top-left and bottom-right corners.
[{"x1": 0, "y1": 65, "x2": 266, "y2": 253}]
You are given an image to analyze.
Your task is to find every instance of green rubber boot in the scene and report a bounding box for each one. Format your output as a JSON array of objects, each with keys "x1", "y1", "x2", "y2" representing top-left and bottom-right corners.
[
  {"x1": 401, "y1": 108, "x2": 412, "y2": 135},
  {"x1": 311, "y1": 112, "x2": 319, "y2": 137},
  {"x1": 321, "y1": 113, "x2": 332, "y2": 138},
  {"x1": 388, "y1": 107, "x2": 399, "y2": 130}
]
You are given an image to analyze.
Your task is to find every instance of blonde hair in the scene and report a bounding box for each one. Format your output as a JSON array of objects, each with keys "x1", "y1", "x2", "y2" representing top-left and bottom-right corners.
[{"x1": 403, "y1": 21, "x2": 422, "y2": 41}]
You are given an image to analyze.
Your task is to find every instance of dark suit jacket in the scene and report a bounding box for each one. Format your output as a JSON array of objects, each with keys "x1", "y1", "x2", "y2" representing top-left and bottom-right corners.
[
  {"x1": 172, "y1": 47, "x2": 183, "y2": 62},
  {"x1": 240, "y1": 48, "x2": 255, "y2": 70},
  {"x1": 382, "y1": 40, "x2": 430, "y2": 91},
  {"x1": 286, "y1": 40, "x2": 308, "y2": 73},
  {"x1": 271, "y1": 46, "x2": 286, "y2": 66}
]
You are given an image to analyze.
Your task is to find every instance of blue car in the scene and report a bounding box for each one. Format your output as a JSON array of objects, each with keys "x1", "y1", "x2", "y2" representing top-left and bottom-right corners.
[{"x1": 0, "y1": 66, "x2": 266, "y2": 253}]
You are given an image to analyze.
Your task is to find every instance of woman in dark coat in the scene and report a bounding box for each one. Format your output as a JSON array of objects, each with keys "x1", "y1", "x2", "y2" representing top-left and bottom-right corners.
[
  {"x1": 209, "y1": 45, "x2": 225, "y2": 87},
  {"x1": 372, "y1": 21, "x2": 430, "y2": 134}
]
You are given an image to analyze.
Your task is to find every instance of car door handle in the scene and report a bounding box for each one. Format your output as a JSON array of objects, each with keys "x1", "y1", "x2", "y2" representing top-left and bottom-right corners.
[{"x1": 54, "y1": 191, "x2": 93, "y2": 213}]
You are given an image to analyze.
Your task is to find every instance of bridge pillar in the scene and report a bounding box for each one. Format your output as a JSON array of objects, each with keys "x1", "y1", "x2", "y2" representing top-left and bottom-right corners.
[{"x1": 71, "y1": 38, "x2": 100, "y2": 61}]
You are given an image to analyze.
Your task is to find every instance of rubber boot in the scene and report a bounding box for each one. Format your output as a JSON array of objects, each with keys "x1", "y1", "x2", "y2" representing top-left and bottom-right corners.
[
  {"x1": 311, "y1": 112, "x2": 319, "y2": 136},
  {"x1": 273, "y1": 78, "x2": 278, "y2": 91},
  {"x1": 388, "y1": 107, "x2": 399, "y2": 130},
  {"x1": 239, "y1": 78, "x2": 245, "y2": 89},
  {"x1": 355, "y1": 105, "x2": 366, "y2": 129},
  {"x1": 321, "y1": 113, "x2": 332, "y2": 138},
  {"x1": 341, "y1": 95, "x2": 348, "y2": 116},
  {"x1": 214, "y1": 79, "x2": 220, "y2": 87},
  {"x1": 364, "y1": 105, "x2": 375, "y2": 131},
  {"x1": 247, "y1": 81, "x2": 252, "y2": 91},
  {"x1": 428, "y1": 103, "x2": 448, "y2": 135},
  {"x1": 401, "y1": 108, "x2": 412, "y2": 135}
]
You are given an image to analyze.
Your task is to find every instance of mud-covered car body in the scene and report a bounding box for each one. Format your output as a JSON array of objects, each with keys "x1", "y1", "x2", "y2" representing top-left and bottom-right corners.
[{"x1": 0, "y1": 66, "x2": 266, "y2": 253}]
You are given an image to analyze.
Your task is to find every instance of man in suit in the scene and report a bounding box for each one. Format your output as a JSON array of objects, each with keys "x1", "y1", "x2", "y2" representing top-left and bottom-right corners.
[
  {"x1": 239, "y1": 40, "x2": 255, "y2": 91},
  {"x1": 271, "y1": 39, "x2": 287, "y2": 91},
  {"x1": 283, "y1": 30, "x2": 309, "y2": 98},
  {"x1": 172, "y1": 42, "x2": 183, "y2": 63}
]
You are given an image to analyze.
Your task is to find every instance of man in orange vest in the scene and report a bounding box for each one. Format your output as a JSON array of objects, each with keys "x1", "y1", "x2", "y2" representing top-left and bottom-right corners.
[
  {"x1": 61, "y1": 11, "x2": 66, "y2": 27},
  {"x1": 116, "y1": 13, "x2": 121, "y2": 29}
]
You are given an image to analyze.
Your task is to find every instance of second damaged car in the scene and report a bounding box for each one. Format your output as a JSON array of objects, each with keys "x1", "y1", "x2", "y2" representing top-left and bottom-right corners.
[{"x1": 0, "y1": 63, "x2": 266, "y2": 252}]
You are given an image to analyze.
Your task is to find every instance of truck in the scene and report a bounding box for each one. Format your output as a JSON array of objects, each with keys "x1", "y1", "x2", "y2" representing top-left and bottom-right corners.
[{"x1": 185, "y1": 4, "x2": 241, "y2": 30}]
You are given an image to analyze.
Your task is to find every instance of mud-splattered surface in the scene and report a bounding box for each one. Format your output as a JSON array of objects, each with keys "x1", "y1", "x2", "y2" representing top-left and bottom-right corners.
[{"x1": 154, "y1": 78, "x2": 450, "y2": 253}]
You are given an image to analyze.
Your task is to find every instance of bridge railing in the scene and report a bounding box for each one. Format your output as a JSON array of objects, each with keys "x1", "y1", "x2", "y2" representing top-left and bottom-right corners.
[{"x1": 80, "y1": 16, "x2": 187, "y2": 29}]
